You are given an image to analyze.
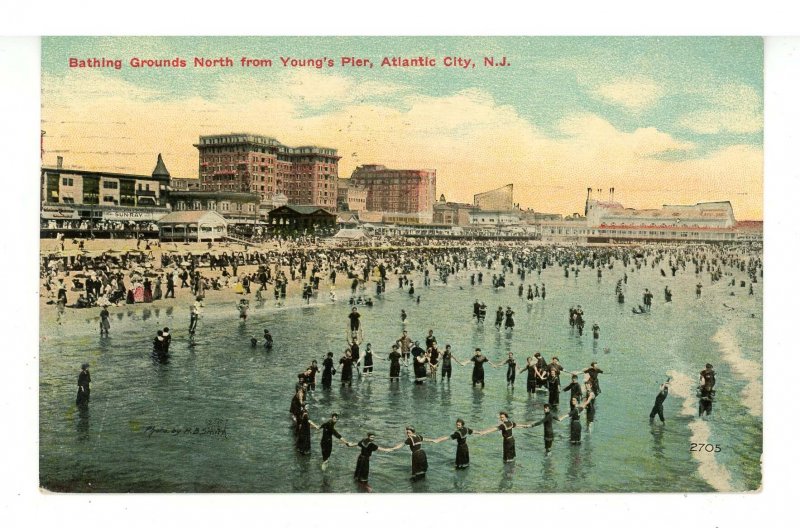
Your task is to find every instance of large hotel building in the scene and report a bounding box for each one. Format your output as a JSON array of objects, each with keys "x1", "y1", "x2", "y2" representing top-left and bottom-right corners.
[
  {"x1": 349, "y1": 164, "x2": 436, "y2": 224},
  {"x1": 194, "y1": 133, "x2": 340, "y2": 211}
]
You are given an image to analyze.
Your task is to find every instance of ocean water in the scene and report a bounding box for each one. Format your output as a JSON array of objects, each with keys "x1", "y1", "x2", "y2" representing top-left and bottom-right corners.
[{"x1": 39, "y1": 254, "x2": 762, "y2": 492}]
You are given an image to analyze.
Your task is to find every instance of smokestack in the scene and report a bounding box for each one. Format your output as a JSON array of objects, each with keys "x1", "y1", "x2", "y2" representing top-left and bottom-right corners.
[
  {"x1": 57, "y1": 156, "x2": 63, "y2": 169},
  {"x1": 585, "y1": 187, "x2": 592, "y2": 216}
]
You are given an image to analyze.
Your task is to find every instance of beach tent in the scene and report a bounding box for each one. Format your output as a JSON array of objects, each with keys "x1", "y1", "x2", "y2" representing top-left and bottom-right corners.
[{"x1": 332, "y1": 228, "x2": 369, "y2": 240}]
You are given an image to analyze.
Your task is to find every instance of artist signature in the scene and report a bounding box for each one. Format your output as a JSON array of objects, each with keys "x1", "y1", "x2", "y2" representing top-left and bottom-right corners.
[{"x1": 143, "y1": 419, "x2": 228, "y2": 439}]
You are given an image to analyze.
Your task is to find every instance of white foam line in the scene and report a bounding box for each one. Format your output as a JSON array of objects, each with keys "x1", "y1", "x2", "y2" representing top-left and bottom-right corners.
[
  {"x1": 667, "y1": 370, "x2": 733, "y2": 492},
  {"x1": 712, "y1": 327, "x2": 763, "y2": 417}
]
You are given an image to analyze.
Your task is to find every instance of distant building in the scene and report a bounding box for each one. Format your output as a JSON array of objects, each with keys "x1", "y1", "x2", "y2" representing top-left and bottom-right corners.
[
  {"x1": 158, "y1": 210, "x2": 228, "y2": 242},
  {"x1": 267, "y1": 205, "x2": 337, "y2": 232},
  {"x1": 194, "y1": 133, "x2": 339, "y2": 210},
  {"x1": 349, "y1": 164, "x2": 436, "y2": 223},
  {"x1": 468, "y1": 210, "x2": 521, "y2": 226},
  {"x1": 433, "y1": 194, "x2": 477, "y2": 226},
  {"x1": 474, "y1": 184, "x2": 513, "y2": 211},
  {"x1": 337, "y1": 179, "x2": 368, "y2": 212},
  {"x1": 40, "y1": 154, "x2": 171, "y2": 236},
  {"x1": 167, "y1": 191, "x2": 260, "y2": 224},
  {"x1": 579, "y1": 189, "x2": 742, "y2": 243},
  {"x1": 171, "y1": 177, "x2": 201, "y2": 191}
]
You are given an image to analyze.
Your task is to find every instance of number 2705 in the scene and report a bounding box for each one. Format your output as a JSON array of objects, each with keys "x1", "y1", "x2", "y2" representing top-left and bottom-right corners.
[{"x1": 690, "y1": 443, "x2": 721, "y2": 452}]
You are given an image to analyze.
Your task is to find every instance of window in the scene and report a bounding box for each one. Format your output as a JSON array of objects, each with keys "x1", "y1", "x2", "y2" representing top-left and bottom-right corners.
[
  {"x1": 62, "y1": 177, "x2": 73, "y2": 186},
  {"x1": 103, "y1": 181, "x2": 118, "y2": 189}
]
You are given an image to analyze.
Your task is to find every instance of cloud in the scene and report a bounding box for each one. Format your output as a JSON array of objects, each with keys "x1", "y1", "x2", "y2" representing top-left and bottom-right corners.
[
  {"x1": 40, "y1": 71, "x2": 763, "y2": 220},
  {"x1": 593, "y1": 77, "x2": 665, "y2": 111},
  {"x1": 679, "y1": 83, "x2": 762, "y2": 134}
]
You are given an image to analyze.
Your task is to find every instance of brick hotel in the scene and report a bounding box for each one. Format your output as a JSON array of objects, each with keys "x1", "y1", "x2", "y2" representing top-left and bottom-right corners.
[
  {"x1": 194, "y1": 133, "x2": 340, "y2": 211},
  {"x1": 349, "y1": 164, "x2": 436, "y2": 224}
]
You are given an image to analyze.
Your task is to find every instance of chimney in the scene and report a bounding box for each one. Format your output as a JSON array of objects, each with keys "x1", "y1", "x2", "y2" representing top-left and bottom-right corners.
[
  {"x1": 57, "y1": 156, "x2": 63, "y2": 169},
  {"x1": 585, "y1": 187, "x2": 592, "y2": 216}
]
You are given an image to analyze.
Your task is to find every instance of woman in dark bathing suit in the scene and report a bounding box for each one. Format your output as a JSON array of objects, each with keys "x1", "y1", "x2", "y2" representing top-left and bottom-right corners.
[
  {"x1": 388, "y1": 427, "x2": 429, "y2": 481},
  {"x1": 353, "y1": 433, "x2": 394, "y2": 488},
  {"x1": 477, "y1": 412, "x2": 532, "y2": 463},
  {"x1": 433, "y1": 419, "x2": 474, "y2": 469}
]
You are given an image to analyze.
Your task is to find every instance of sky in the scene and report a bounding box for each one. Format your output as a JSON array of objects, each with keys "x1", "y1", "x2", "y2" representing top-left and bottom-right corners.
[{"x1": 41, "y1": 36, "x2": 763, "y2": 219}]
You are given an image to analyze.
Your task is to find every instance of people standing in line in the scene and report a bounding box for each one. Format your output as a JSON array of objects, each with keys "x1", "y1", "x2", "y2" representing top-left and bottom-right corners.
[{"x1": 76, "y1": 362, "x2": 91, "y2": 406}]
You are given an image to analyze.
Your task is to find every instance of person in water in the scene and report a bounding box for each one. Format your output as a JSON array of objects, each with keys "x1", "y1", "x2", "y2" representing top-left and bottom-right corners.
[
  {"x1": 583, "y1": 361, "x2": 604, "y2": 395},
  {"x1": 388, "y1": 427, "x2": 429, "y2": 481},
  {"x1": 348, "y1": 306, "x2": 361, "y2": 332},
  {"x1": 386, "y1": 344, "x2": 402, "y2": 382},
  {"x1": 321, "y1": 352, "x2": 335, "y2": 389},
  {"x1": 467, "y1": 348, "x2": 497, "y2": 389},
  {"x1": 76, "y1": 362, "x2": 91, "y2": 406},
  {"x1": 563, "y1": 374, "x2": 583, "y2": 409},
  {"x1": 319, "y1": 413, "x2": 354, "y2": 469},
  {"x1": 477, "y1": 412, "x2": 532, "y2": 463},
  {"x1": 362, "y1": 343, "x2": 374, "y2": 376},
  {"x1": 560, "y1": 397, "x2": 589, "y2": 444},
  {"x1": 263, "y1": 328, "x2": 273, "y2": 350},
  {"x1": 99, "y1": 307, "x2": 110, "y2": 337},
  {"x1": 531, "y1": 403, "x2": 562, "y2": 455},
  {"x1": 295, "y1": 406, "x2": 316, "y2": 455},
  {"x1": 649, "y1": 378, "x2": 671, "y2": 424},
  {"x1": 432, "y1": 418, "x2": 474, "y2": 469},
  {"x1": 698, "y1": 363, "x2": 716, "y2": 417},
  {"x1": 520, "y1": 357, "x2": 537, "y2": 394},
  {"x1": 353, "y1": 432, "x2": 394, "y2": 488},
  {"x1": 339, "y1": 349, "x2": 355, "y2": 387},
  {"x1": 499, "y1": 351, "x2": 517, "y2": 388}
]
